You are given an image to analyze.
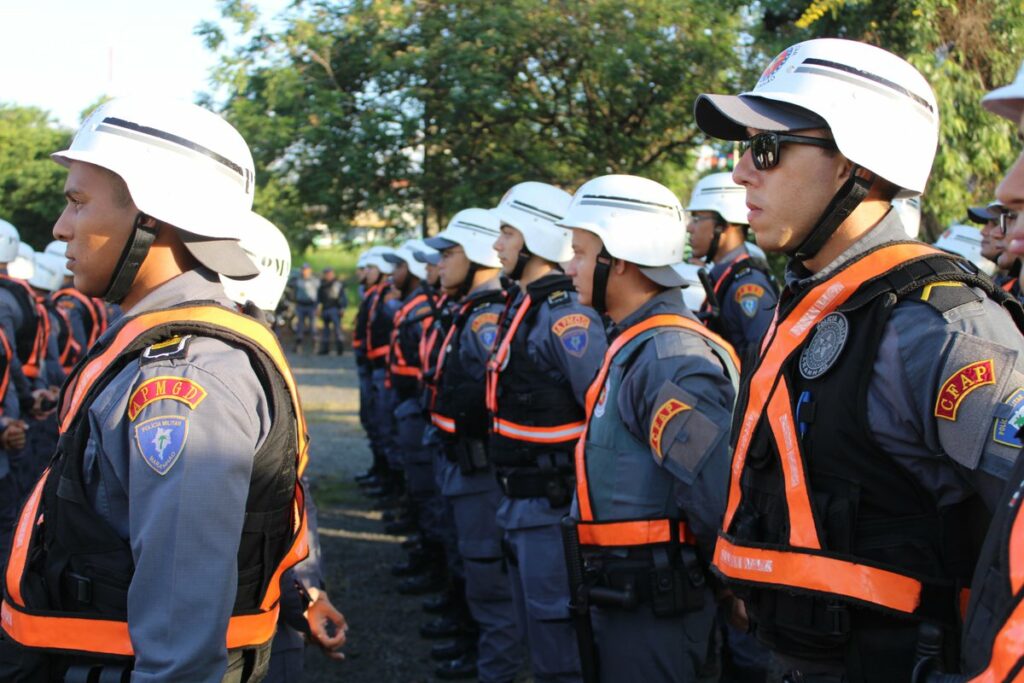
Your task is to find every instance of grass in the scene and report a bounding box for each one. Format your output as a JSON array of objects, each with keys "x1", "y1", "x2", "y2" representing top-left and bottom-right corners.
[{"x1": 309, "y1": 476, "x2": 363, "y2": 507}]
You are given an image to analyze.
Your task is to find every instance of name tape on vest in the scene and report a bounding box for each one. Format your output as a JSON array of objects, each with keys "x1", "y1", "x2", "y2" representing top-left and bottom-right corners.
[
  {"x1": 935, "y1": 359, "x2": 995, "y2": 421},
  {"x1": 128, "y1": 376, "x2": 208, "y2": 421}
]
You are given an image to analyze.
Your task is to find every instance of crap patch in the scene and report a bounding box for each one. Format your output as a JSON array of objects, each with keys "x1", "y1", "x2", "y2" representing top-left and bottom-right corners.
[
  {"x1": 758, "y1": 46, "x2": 797, "y2": 87},
  {"x1": 128, "y1": 376, "x2": 208, "y2": 421},
  {"x1": 993, "y1": 387, "x2": 1024, "y2": 447},
  {"x1": 552, "y1": 314, "x2": 591, "y2": 358},
  {"x1": 134, "y1": 415, "x2": 188, "y2": 475},
  {"x1": 935, "y1": 359, "x2": 995, "y2": 421},
  {"x1": 735, "y1": 284, "x2": 766, "y2": 318},
  {"x1": 649, "y1": 398, "x2": 691, "y2": 460},
  {"x1": 471, "y1": 313, "x2": 499, "y2": 349}
]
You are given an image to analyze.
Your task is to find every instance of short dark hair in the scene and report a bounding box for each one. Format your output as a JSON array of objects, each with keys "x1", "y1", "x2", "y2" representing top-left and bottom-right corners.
[{"x1": 97, "y1": 166, "x2": 133, "y2": 208}]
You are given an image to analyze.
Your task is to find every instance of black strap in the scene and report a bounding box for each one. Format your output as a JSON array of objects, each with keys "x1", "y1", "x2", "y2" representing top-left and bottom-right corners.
[
  {"x1": 790, "y1": 167, "x2": 873, "y2": 262},
  {"x1": 103, "y1": 213, "x2": 159, "y2": 304},
  {"x1": 591, "y1": 246, "x2": 613, "y2": 314},
  {"x1": 510, "y1": 247, "x2": 531, "y2": 281}
]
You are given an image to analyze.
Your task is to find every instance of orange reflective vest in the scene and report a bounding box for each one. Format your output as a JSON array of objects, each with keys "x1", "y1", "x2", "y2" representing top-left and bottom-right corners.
[
  {"x1": 365, "y1": 285, "x2": 391, "y2": 361},
  {"x1": 388, "y1": 292, "x2": 431, "y2": 383},
  {"x1": 714, "y1": 242, "x2": 971, "y2": 616},
  {"x1": 0, "y1": 275, "x2": 50, "y2": 379},
  {"x1": 2, "y1": 305, "x2": 310, "y2": 658},
  {"x1": 575, "y1": 313, "x2": 739, "y2": 548},
  {"x1": 428, "y1": 301, "x2": 470, "y2": 435},
  {"x1": 52, "y1": 287, "x2": 109, "y2": 351}
]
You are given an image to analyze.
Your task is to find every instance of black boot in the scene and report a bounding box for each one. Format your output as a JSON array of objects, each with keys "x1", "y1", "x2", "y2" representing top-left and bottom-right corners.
[
  {"x1": 431, "y1": 637, "x2": 476, "y2": 662},
  {"x1": 434, "y1": 651, "x2": 478, "y2": 680},
  {"x1": 419, "y1": 615, "x2": 476, "y2": 639}
]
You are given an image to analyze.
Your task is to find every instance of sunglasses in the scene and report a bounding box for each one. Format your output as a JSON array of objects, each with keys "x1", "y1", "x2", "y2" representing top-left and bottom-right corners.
[
  {"x1": 998, "y1": 211, "x2": 1019, "y2": 237},
  {"x1": 743, "y1": 132, "x2": 839, "y2": 170}
]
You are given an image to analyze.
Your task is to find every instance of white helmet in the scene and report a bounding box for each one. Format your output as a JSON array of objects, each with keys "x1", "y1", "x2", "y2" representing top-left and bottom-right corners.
[
  {"x1": 490, "y1": 182, "x2": 574, "y2": 263},
  {"x1": 424, "y1": 209, "x2": 502, "y2": 268},
  {"x1": 220, "y1": 214, "x2": 291, "y2": 312},
  {"x1": 385, "y1": 239, "x2": 432, "y2": 280},
  {"x1": 686, "y1": 172, "x2": 749, "y2": 226},
  {"x1": 892, "y1": 196, "x2": 922, "y2": 239},
  {"x1": 29, "y1": 252, "x2": 66, "y2": 292},
  {"x1": 983, "y1": 60, "x2": 1024, "y2": 123},
  {"x1": 557, "y1": 175, "x2": 688, "y2": 287},
  {"x1": 44, "y1": 240, "x2": 72, "y2": 276},
  {"x1": 933, "y1": 224, "x2": 996, "y2": 275},
  {"x1": 364, "y1": 247, "x2": 396, "y2": 274},
  {"x1": 8, "y1": 244, "x2": 34, "y2": 280},
  {"x1": 52, "y1": 96, "x2": 257, "y2": 278},
  {"x1": 0, "y1": 219, "x2": 20, "y2": 263},
  {"x1": 695, "y1": 38, "x2": 938, "y2": 197}
]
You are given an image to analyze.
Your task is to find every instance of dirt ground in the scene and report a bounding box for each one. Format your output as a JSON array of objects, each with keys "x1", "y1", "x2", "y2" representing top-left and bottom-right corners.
[{"x1": 288, "y1": 347, "x2": 450, "y2": 683}]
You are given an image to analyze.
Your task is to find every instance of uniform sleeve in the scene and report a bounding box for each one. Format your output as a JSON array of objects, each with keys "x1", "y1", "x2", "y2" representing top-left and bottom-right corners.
[
  {"x1": 720, "y1": 270, "x2": 777, "y2": 359},
  {"x1": 107, "y1": 345, "x2": 267, "y2": 683},
  {"x1": 533, "y1": 303, "x2": 607, "y2": 405},
  {"x1": 618, "y1": 333, "x2": 735, "y2": 557},
  {"x1": 868, "y1": 295, "x2": 1024, "y2": 510}
]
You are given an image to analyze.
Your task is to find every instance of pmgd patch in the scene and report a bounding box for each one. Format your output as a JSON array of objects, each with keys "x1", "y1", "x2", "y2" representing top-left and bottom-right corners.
[
  {"x1": 935, "y1": 359, "x2": 995, "y2": 421},
  {"x1": 734, "y1": 283, "x2": 766, "y2": 319},
  {"x1": 993, "y1": 387, "x2": 1024, "y2": 447},
  {"x1": 128, "y1": 376, "x2": 208, "y2": 421},
  {"x1": 552, "y1": 313, "x2": 591, "y2": 358},
  {"x1": 471, "y1": 313, "x2": 500, "y2": 349},
  {"x1": 649, "y1": 398, "x2": 691, "y2": 460},
  {"x1": 134, "y1": 415, "x2": 188, "y2": 475},
  {"x1": 798, "y1": 312, "x2": 849, "y2": 380}
]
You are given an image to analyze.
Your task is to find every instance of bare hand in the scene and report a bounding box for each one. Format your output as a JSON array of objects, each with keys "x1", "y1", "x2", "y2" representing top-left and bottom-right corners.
[
  {"x1": 0, "y1": 419, "x2": 26, "y2": 451},
  {"x1": 728, "y1": 595, "x2": 750, "y2": 632},
  {"x1": 305, "y1": 590, "x2": 348, "y2": 660}
]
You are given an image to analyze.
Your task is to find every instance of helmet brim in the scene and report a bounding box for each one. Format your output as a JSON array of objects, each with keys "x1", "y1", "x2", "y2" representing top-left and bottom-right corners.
[
  {"x1": 639, "y1": 265, "x2": 689, "y2": 288},
  {"x1": 180, "y1": 230, "x2": 258, "y2": 279},
  {"x1": 423, "y1": 235, "x2": 458, "y2": 251},
  {"x1": 694, "y1": 94, "x2": 827, "y2": 141}
]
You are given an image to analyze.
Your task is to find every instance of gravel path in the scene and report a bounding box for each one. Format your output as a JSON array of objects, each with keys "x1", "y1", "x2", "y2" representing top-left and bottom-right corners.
[{"x1": 287, "y1": 349, "x2": 446, "y2": 682}]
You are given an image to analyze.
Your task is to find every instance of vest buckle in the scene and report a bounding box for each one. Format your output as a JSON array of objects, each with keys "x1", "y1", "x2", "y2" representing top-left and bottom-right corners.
[
  {"x1": 824, "y1": 599, "x2": 850, "y2": 637},
  {"x1": 67, "y1": 571, "x2": 92, "y2": 606}
]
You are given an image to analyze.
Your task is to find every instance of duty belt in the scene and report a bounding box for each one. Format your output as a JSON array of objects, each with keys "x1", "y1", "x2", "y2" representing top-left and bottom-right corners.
[{"x1": 497, "y1": 469, "x2": 574, "y2": 506}]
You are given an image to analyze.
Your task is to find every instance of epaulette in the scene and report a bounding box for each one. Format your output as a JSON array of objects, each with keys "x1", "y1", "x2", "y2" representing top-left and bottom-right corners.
[
  {"x1": 547, "y1": 289, "x2": 572, "y2": 309},
  {"x1": 140, "y1": 335, "x2": 193, "y2": 365},
  {"x1": 914, "y1": 281, "x2": 983, "y2": 314}
]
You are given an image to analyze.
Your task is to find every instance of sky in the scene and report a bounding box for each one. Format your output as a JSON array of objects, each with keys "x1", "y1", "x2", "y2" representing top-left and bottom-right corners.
[{"x1": 0, "y1": 0, "x2": 288, "y2": 128}]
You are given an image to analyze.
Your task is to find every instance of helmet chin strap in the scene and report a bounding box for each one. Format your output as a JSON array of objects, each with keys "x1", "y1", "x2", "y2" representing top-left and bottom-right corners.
[
  {"x1": 509, "y1": 248, "x2": 532, "y2": 281},
  {"x1": 455, "y1": 263, "x2": 479, "y2": 300},
  {"x1": 590, "y1": 246, "x2": 614, "y2": 315},
  {"x1": 789, "y1": 166, "x2": 874, "y2": 262},
  {"x1": 103, "y1": 212, "x2": 159, "y2": 305},
  {"x1": 704, "y1": 220, "x2": 726, "y2": 264}
]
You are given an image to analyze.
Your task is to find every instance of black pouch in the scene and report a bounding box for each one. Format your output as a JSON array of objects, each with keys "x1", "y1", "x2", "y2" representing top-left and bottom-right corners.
[
  {"x1": 457, "y1": 439, "x2": 489, "y2": 474},
  {"x1": 649, "y1": 545, "x2": 705, "y2": 617}
]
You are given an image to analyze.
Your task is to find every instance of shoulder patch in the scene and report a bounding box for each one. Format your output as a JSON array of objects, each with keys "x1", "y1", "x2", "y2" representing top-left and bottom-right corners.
[
  {"x1": 140, "y1": 335, "x2": 193, "y2": 365},
  {"x1": 993, "y1": 387, "x2": 1024, "y2": 447},
  {"x1": 134, "y1": 415, "x2": 188, "y2": 475},
  {"x1": 128, "y1": 376, "x2": 208, "y2": 421},
  {"x1": 649, "y1": 398, "x2": 691, "y2": 460},
  {"x1": 935, "y1": 359, "x2": 995, "y2": 420},
  {"x1": 547, "y1": 289, "x2": 572, "y2": 308},
  {"x1": 734, "y1": 283, "x2": 766, "y2": 318},
  {"x1": 471, "y1": 312, "x2": 499, "y2": 349},
  {"x1": 916, "y1": 282, "x2": 983, "y2": 315},
  {"x1": 552, "y1": 313, "x2": 591, "y2": 358}
]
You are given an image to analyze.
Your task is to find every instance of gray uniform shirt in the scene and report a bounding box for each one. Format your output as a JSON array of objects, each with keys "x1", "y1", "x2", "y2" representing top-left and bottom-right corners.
[
  {"x1": 80, "y1": 268, "x2": 272, "y2": 682},
  {"x1": 785, "y1": 209, "x2": 1024, "y2": 510}
]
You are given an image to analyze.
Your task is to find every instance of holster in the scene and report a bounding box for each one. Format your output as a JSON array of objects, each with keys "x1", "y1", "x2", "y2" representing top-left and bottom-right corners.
[
  {"x1": 587, "y1": 544, "x2": 706, "y2": 617},
  {"x1": 444, "y1": 438, "x2": 489, "y2": 474},
  {"x1": 497, "y1": 468, "x2": 574, "y2": 507}
]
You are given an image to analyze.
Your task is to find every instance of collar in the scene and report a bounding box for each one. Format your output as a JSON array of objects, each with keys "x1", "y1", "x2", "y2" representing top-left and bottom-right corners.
[
  {"x1": 124, "y1": 267, "x2": 235, "y2": 317},
  {"x1": 784, "y1": 207, "x2": 906, "y2": 294},
  {"x1": 611, "y1": 288, "x2": 692, "y2": 339}
]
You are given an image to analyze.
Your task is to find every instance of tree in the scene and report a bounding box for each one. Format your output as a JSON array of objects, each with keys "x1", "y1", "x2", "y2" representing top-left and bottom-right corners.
[
  {"x1": 200, "y1": 0, "x2": 748, "y2": 242},
  {"x1": 751, "y1": 0, "x2": 1024, "y2": 239},
  {"x1": 0, "y1": 104, "x2": 72, "y2": 249}
]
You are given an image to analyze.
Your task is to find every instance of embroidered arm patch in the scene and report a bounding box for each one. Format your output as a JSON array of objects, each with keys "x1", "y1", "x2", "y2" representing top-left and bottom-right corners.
[
  {"x1": 552, "y1": 313, "x2": 591, "y2": 358},
  {"x1": 648, "y1": 381, "x2": 724, "y2": 485},
  {"x1": 471, "y1": 312, "x2": 499, "y2": 349},
  {"x1": 128, "y1": 376, "x2": 208, "y2": 421},
  {"x1": 134, "y1": 415, "x2": 189, "y2": 475}
]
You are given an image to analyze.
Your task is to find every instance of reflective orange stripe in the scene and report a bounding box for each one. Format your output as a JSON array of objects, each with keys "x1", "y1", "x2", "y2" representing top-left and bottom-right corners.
[
  {"x1": 576, "y1": 313, "x2": 739, "y2": 524},
  {"x1": 3, "y1": 276, "x2": 48, "y2": 378},
  {"x1": 485, "y1": 294, "x2": 533, "y2": 414},
  {"x1": 387, "y1": 294, "x2": 429, "y2": 379},
  {"x1": 578, "y1": 519, "x2": 694, "y2": 547},
  {"x1": 366, "y1": 346, "x2": 389, "y2": 359},
  {"x1": 431, "y1": 413, "x2": 456, "y2": 433},
  {"x1": 766, "y1": 379, "x2": 820, "y2": 549},
  {"x1": 390, "y1": 365, "x2": 422, "y2": 378},
  {"x1": 0, "y1": 330, "x2": 11, "y2": 416},
  {"x1": 1011, "y1": 497, "x2": 1024, "y2": 594},
  {"x1": 1003, "y1": 279, "x2": 1017, "y2": 293},
  {"x1": 53, "y1": 288, "x2": 104, "y2": 348},
  {"x1": 492, "y1": 417, "x2": 585, "y2": 444},
  {"x1": 716, "y1": 242, "x2": 945, "y2": 615},
  {"x1": 4, "y1": 306, "x2": 313, "y2": 655},
  {"x1": 364, "y1": 285, "x2": 390, "y2": 359},
  {"x1": 701, "y1": 253, "x2": 751, "y2": 315},
  {"x1": 722, "y1": 242, "x2": 941, "y2": 533},
  {"x1": 713, "y1": 537, "x2": 922, "y2": 613}
]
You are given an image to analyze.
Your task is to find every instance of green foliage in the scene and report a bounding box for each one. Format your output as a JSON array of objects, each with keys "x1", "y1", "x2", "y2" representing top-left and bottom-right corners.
[
  {"x1": 0, "y1": 104, "x2": 72, "y2": 249},
  {"x1": 202, "y1": 0, "x2": 748, "y2": 239},
  {"x1": 752, "y1": 0, "x2": 1024, "y2": 239}
]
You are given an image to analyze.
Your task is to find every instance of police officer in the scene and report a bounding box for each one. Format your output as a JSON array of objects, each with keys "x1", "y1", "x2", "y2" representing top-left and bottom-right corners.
[
  {"x1": 293, "y1": 262, "x2": 319, "y2": 353},
  {"x1": 317, "y1": 267, "x2": 347, "y2": 355},
  {"x1": 0, "y1": 96, "x2": 309, "y2": 682},
  {"x1": 561, "y1": 174, "x2": 739, "y2": 682},
  {"x1": 686, "y1": 172, "x2": 778, "y2": 361},
  {"x1": 220, "y1": 213, "x2": 348, "y2": 682},
  {"x1": 424, "y1": 209, "x2": 524, "y2": 682},
  {"x1": 693, "y1": 38, "x2": 1024, "y2": 681},
  {"x1": 46, "y1": 239, "x2": 110, "y2": 359},
  {"x1": 487, "y1": 181, "x2": 606, "y2": 683},
  {"x1": 354, "y1": 247, "x2": 384, "y2": 484}
]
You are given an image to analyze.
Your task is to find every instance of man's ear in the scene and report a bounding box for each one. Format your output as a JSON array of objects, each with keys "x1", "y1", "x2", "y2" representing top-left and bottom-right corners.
[{"x1": 612, "y1": 257, "x2": 628, "y2": 276}]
